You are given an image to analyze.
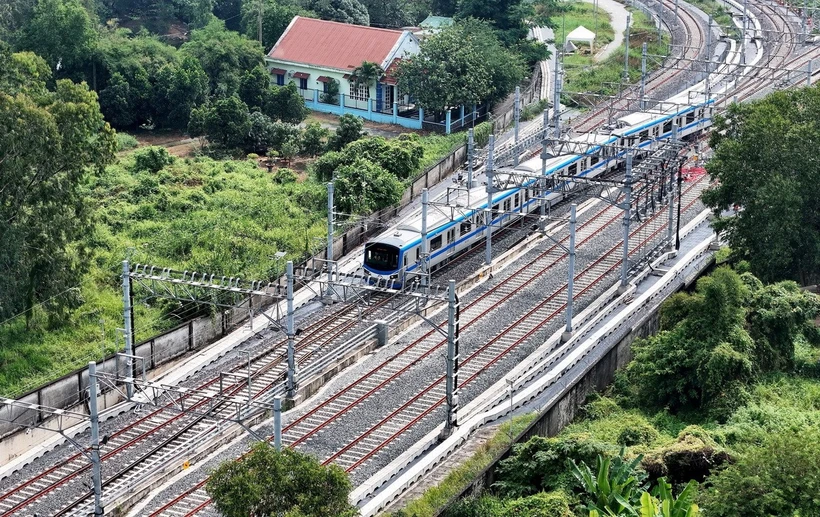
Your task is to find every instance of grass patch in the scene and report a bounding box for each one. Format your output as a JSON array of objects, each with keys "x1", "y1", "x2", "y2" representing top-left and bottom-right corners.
[
  {"x1": 116, "y1": 132, "x2": 139, "y2": 152},
  {"x1": 0, "y1": 154, "x2": 328, "y2": 397},
  {"x1": 686, "y1": 0, "x2": 736, "y2": 34},
  {"x1": 394, "y1": 412, "x2": 537, "y2": 517},
  {"x1": 558, "y1": 8, "x2": 671, "y2": 107},
  {"x1": 554, "y1": 1, "x2": 616, "y2": 46},
  {"x1": 416, "y1": 132, "x2": 468, "y2": 171}
]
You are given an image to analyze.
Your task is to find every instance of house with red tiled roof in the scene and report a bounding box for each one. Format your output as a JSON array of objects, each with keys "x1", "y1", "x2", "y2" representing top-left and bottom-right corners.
[{"x1": 265, "y1": 16, "x2": 422, "y2": 127}]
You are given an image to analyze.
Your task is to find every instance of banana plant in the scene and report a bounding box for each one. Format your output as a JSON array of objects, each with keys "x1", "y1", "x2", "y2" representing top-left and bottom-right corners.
[
  {"x1": 638, "y1": 479, "x2": 699, "y2": 517},
  {"x1": 570, "y1": 448, "x2": 646, "y2": 516}
]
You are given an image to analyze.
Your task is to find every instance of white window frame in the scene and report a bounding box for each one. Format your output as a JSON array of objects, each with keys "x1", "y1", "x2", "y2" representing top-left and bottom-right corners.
[{"x1": 349, "y1": 82, "x2": 369, "y2": 101}]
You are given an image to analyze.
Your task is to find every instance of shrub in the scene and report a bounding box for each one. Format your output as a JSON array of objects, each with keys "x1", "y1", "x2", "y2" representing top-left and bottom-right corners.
[
  {"x1": 272, "y1": 168, "x2": 297, "y2": 184},
  {"x1": 131, "y1": 146, "x2": 175, "y2": 173},
  {"x1": 473, "y1": 121, "x2": 493, "y2": 148},
  {"x1": 641, "y1": 427, "x2": 730, "y2": 484},
  {"x1": 501, "y1": 491, "x2": 572, "y2": 517},
  {"x1": 442, "y1": 495, "x2": 504, "y2": 517},
  {"x1": 700, "y1": 429, "x2": 820, "y2": 516},
  {"x1": 617, "y1": 422, "x2": 659, "y2": 447},
  {"x1": 116, "y1": 132, "x2": 139, "y2": 151},
  {"x1": 494, "y1": 434, "x2": 611, "y2": 497}
]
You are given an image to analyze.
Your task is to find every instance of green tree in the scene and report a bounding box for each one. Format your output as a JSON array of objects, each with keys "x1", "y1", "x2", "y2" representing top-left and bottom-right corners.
[
  {"x1": 350, "y1": 60, "x2": 383, "y2": 93},
  {"x1": 359, "y1": 0, "x2": 411, "y2": 26},
  {"x1": 189, "y1": 95, "x2": 252, "y2": 149},
  {"x1": 700, "y1": 429, "x2": 820, "y2": 517},
  {"x1": 396, "y1": 19, "x2": 525, "y2": 111},
  {"x1": 246, "y1": 110, "x2": 278, "y2": 154},
  {"x1": 17, "y1": 0, "x2": 98, "y2": 80},
  {"x1": 95, "y1": 29, "x2": 205, "y2": 128},
  {"x1": 334, "y1": 158, "x2": 403, "y2": 214},
  {"x1": 624, "y1": 268, "x2": 755, "y2": 416},
  {"x1": 152, "y1": 55, "x2": 209, "y2": 128},
  {"x1": 238, "y1": 64, "x2": 271, "y2": 111},
  {"x1": 304, "y1": 0, "x2": 369, "y2": 24},
  {"x1": 326, "y1": 113, "x2": 365, "y2": 151},
  {"x1": 267, "y1": 82, "x2": 309, "y2": 123},
  {"x1": 301, "y1": 121, "x2": 329, "y2": 156},
  {"x1": 207, "y1": 442, "x2": 356, "y2": 517},
  {"x1": 702, "y1": 86, "x2": 820, "y2": 285},
  {"x1": 240, "y1": 0, "x2": 310, "y2": 50},
  {"x1": 0, "y1": 51, "x2": 116, "y2": 325},
  {"x1": 0, "y1": 0, "x2": 37, "y2": 42},
  {"x1": 181, "y1": 18, "x2": 264, "y2": 96}
]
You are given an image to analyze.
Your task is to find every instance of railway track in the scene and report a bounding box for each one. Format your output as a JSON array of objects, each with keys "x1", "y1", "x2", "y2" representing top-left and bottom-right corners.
[
  {"x1": 0, "y1": 291, "x2": 398, "y2": 516},
  {"x1": 146, "y1": 168, "x2": 709, "y2": 517}
]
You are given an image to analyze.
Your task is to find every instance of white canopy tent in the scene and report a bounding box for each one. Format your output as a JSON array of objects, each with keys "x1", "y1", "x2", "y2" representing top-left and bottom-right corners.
[{"x1": 566, "y1": 25, "x2": 596, "y2": 51}]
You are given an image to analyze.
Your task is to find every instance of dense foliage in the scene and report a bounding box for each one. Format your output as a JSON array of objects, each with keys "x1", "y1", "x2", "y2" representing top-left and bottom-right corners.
[
  {"x1": 207, "y1": 442, "x2": 357, "y2": 517},
  {"x1": 0, "y1": 45, "x2": 116, "y2": 326},
  {"x1": 703, "y1": 84, "x2": 820, "y2": 285},
  {"x1": 456, "y1": 266, "x2": 820, "y2": 517},
  {"x1": 623, "y1": 267, "x2": 820, "y2": 417},
  {"x1": 397, "y1": 18, "x2": 526, "y2": 112}
]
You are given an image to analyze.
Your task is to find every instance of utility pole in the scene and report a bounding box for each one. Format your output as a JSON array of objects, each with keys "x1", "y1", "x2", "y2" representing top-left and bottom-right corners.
[
  {"x1": 442, "y1": 279, "x2": 459, "y2": 438},
  {"x1": 624, "y1": 14, "x2": 631, "y2": 82},
  {"x1": 513, "y1": 86, "x2": 521, "y2": 166},
  {"x1": 88, "y1": 362, "x2": 104, "y2": 516},
  {"x1": 121, "y1": 260, "x2": 133, "y2": 400},
  {"x1": 326, "y1": 181, "x2": 334, "y2": 296},
  {"x1": 286, "y1": 261, "x2": 297, "y2": 399},
  {"x1": 741, "y1": 0, "x2": 748, "y2": 65},
  {"x1": 619, "y1": 152, "x2": 633, "y2": 292},
  {"x1": 562, "y1": 204, "x2": 577, "y2": 342},
  {"x1": 485, "y1": 135, "x2": 495, "y2": 266},
  {"x1": 803, "y1": 0, "x2": 809, "y2": 41},
  {"x1": 705, "y1": 16, "x2": 713, "y2": 82},
  {"x1": 640, "y1": 42, "x2": 647, "y2": 109},
  {"x1": 540, "y1": 108, "x2": 550, "y2": 216},
  {"x1": 552, "y1": 54, "x2": 562, "y2": 138},
  {"x1": 273, "y1": 396, "x2": 282, "y2": 451},
  {"x1": 667, "y1": 124, "x2": 678, "y2": 246},
  {"x1": 421, "y1": 188, "x2": 429, "y2": 294},
  {"x1": 467, "y1": 128, "x2": 475, "y2": 191}
]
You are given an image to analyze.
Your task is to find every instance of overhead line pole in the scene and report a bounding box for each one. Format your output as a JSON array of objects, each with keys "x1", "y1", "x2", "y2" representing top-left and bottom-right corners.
[{"x1": 485, "y1": 135, "x2": 495, "y2": 266}]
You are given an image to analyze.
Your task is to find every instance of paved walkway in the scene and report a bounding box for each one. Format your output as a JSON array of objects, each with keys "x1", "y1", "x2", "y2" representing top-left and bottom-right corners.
[{"x1": 583, "y1": 0, "x2": 631, "y2": 62}]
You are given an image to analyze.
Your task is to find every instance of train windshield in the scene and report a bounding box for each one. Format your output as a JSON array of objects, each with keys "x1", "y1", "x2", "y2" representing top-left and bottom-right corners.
[{"x1": 364, "y1": 243, "x2": 400, "y2": 271}]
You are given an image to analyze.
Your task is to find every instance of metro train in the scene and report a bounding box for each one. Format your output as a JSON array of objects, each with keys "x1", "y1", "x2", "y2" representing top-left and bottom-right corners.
[{"x1": 362, "y1": 88, "x2": 716, "y2": 285}]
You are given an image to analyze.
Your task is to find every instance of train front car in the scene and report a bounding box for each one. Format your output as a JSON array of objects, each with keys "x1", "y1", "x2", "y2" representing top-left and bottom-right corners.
[{"x1": 363, "y1": 236, "x2": 405, "y2": 287}]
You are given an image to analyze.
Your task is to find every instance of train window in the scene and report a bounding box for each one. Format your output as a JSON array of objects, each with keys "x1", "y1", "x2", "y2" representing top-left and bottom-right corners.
[
  {"x1": 431, "y1": 235, "x2": 442, "y2": 251},
  {"x1": 639, "y1": 130, "x2": 649, "y2": 142},
  {"x1": 460, "y1": 220, "x2": 472, "y2": 234},
  {"x1": 447, "y1": 229, "x2": 455, "y2": 243},
  {"x1": 492, "y1": 204, "x2": 500, "y2": 218},
  {"x1": 568, "y1": 163, "x2": 578, "y2": 176},
  {"x1": 686, "y1": 111, "x2": 695, "y2": 124},
  {"x1": 503, "y1": 199, "x2": 511, "y2": 212},
  {"x1": 416, "y1": 247, "x2": 420, "y2": 261},
  {"x1": 663, "y1": 120, "x2": 672, "y2": 133},
  {"x1": 365, "y1": 244, "x2": 399, "y2": 270},
  {"x1": 591, "y1": 156, "x2": 600, "y2": 165},
  {"x1": 514, "y1": 193, "x2": 520, "y2": 208}
]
